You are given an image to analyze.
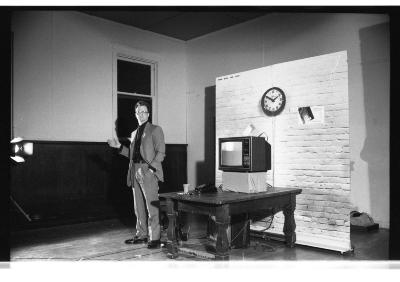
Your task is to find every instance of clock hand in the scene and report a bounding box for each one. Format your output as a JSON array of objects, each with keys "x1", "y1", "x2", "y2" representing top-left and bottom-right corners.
[
  {"x1": 272, "y1": 96, "x2": 280, "y2": 102},
  {"x1": 265, "y1": 96, "x2": 274, "y2": 102}
]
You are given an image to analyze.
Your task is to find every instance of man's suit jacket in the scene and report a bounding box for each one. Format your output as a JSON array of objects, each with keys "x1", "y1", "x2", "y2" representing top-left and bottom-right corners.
[{"x1": 120, "y1": 122, "x2": 166, "y2": 186}]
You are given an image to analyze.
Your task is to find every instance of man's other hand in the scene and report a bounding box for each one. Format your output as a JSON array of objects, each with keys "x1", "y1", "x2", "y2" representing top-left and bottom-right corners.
[{"x1": 107, "y1": 138, "x2": 121, "y2": 148}]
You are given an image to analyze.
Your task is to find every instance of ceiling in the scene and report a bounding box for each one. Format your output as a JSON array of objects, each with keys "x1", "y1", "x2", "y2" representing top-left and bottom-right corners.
[{"x1": 82, "y1": 8, "x2": 271, "y2": 41}]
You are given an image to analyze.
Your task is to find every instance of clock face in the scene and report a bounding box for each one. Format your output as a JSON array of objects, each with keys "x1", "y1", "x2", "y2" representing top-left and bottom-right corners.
[{"x1": 261, "y1": 87, "x2": 286, "y2": 116}]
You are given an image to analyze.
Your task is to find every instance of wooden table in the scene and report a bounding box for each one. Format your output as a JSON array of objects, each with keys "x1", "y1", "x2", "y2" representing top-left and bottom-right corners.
[{"x1": 159, "y1": 187, "x2": 302, "y2": 260}]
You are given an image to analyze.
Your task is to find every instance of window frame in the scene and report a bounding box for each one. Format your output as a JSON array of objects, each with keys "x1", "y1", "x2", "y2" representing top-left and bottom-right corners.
[{"x1": 112, "y1": 45, "x2": 159, "y2": 139}]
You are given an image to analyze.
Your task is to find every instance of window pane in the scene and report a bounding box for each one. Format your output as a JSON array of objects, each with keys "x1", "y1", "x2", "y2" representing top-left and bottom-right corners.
[
  {"x1": 117, "y1": 59, "x2": 151, "y2": 95},
  {"x1": 117, "y1": 95, "x2": 152, "y2": 139}
]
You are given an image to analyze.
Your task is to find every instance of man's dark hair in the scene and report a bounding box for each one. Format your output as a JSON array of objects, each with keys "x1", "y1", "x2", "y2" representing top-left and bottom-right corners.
[{"x1": 134, "y1": 100, "x2": 151, "y2": 113}]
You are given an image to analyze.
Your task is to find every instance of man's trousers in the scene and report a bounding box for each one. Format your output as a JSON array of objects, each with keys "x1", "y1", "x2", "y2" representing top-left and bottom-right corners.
[{"x1": 131, "y1": 163, "x2": 160, "y2": 241}]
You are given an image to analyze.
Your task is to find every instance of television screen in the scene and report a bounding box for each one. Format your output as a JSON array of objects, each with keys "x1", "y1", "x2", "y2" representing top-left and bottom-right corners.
[{"x1": 221, "y1": 141, "x2": 242, "y2": 166}]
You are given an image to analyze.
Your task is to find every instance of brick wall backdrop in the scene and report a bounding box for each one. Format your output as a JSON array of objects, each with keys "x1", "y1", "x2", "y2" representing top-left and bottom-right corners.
[{"x1": 215, "y1": 51, "x2": 352, "y2": 252}]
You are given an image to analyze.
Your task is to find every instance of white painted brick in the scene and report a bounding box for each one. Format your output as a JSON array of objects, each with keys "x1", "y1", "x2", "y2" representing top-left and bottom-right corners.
[
  {"x1": 296, "y1": 216, "x2": 313, "y2": 222},
  {"x1": 335, "y1": 220, "x2": 345, "y2": 226},
  {"x1": 296, "y1": 198, "x2": 314, "y2": 205},
  {"x1": 217, "y1": 51, "x2": 350, "y2": 245},
  {"x1": 320, "y1": 170, "x2": 350, "y2": 177},
  {"x1": 330, "y1": 213, "x2": 349, "y2": 220},
  {"x1": 326, "y1": 103, "x2": 348, "y2": 111},
  {"x1": 309, "y1": 212, "x2": 324, "y2": 218},
  {"x1": 328, "y1": 219, "x2": 336, "y2": 225},
  {"x1": 308, "y1": 205, "x2": 325, "y2": 212}
]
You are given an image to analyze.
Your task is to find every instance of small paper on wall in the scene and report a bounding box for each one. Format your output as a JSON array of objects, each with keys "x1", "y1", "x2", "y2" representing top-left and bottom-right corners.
[
  {"x1": 242, "y1": 123, "x2": 264, "y2": 137},
  {"x1": 298, "y1": 106, "x2": 324, "y2": 125},
  {"x1": 242, "y1": 124, "x2": 256, "y2": 136}
]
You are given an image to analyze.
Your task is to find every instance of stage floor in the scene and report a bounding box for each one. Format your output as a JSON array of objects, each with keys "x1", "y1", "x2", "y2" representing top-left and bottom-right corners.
[{"x1": 10, "y1": 218, "x2": 389, "y2": 261}]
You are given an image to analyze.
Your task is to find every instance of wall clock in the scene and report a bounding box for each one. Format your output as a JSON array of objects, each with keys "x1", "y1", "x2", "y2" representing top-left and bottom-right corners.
[{"x1": 260, "y1": 87, "x2": 286, "y2": 116}]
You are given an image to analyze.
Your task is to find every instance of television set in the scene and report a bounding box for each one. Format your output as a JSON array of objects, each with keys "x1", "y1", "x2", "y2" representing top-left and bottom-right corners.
[{"x1": 218, "y1": 136, "x2": 271, "y2": 172}]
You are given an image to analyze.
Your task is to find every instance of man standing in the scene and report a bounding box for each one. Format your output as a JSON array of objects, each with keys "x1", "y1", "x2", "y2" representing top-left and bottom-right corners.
[{"x1": 108, "y1": 101, "x2": 165, "y2": 249}]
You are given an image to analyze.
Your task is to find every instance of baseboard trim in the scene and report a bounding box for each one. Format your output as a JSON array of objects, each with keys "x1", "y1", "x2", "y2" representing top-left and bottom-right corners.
[
  {"x1": 250, "y1": 229, "x2": 352, "y2": 253},
  {"x1": 295, "y1": 232, "x2": 352, "y2": 254}
]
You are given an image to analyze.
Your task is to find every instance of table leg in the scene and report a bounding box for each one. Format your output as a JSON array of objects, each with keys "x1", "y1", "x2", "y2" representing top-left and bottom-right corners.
[
  {"x1": 215, "y1": 205, "x2": 230, "y2": 260},
  {"x1": 283, "y1": 195, "x2": 297, "y2": 248},
  {"x1": 166, "y1": 198, "x2": 179, "y2": 259}
]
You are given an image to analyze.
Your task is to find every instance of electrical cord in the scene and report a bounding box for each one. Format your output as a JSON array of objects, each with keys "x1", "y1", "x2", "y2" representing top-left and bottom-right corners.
[
  {"x1": 251, "y1": 215, "x2": 274, "y2": 232},
  {"x1": 229, "y1": 213, "x2": 249, "y2": 249},
  {"x1": 217, "y1": 184, "x2": 238, "y2": 193},
  {"x1": 250, "y1": 214, "x2": 277, "y2": 252}
]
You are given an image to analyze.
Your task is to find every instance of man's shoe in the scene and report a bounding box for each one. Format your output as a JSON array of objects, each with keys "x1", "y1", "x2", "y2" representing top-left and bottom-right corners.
[
  {"x1": 147, "y1": 240, "x2": 161, "y2": 249},
  {"x1": 125, "y1": 236, "x2": 148, "y2": 244}
]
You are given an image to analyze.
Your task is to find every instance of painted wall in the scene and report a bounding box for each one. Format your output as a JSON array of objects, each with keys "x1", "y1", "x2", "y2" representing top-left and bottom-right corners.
[
  {"x1": 12, "y1": 11, "x2": 188, "y2": 144},
  {"x1": 12, "y1": 11, "x2": 390, "y2": 228},
  {"x1": 186, "y1": 13, "x2": 390, "y2": 228}
]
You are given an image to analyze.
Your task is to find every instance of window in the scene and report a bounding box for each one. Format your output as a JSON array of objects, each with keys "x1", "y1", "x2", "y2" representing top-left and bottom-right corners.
[
  {"x1": 113, "y1": 52, "x2": 157, "y2": 141},
  {"x1": 117, "y1": 59, "x2": 151, "y2": 95}
]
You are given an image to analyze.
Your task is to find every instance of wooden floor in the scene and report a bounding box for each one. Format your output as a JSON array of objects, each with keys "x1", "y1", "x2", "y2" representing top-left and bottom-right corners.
[{"x1": 10, "y1": 218, "x2": 389, "y2": 261}]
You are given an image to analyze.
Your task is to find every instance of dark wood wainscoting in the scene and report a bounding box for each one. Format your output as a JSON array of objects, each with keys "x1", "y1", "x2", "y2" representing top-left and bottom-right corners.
[{"x1": 10, "y1": 141, "x2": 187, "y2": 230}]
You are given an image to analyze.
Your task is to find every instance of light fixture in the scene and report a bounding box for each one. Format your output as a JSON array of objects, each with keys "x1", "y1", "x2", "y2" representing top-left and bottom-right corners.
[
  {"x1": 10, "y1": 137, "x2": 33, "y2": 163},
  {"x1": 10, "y1": 137, "x2": 34, "y2": 222}
]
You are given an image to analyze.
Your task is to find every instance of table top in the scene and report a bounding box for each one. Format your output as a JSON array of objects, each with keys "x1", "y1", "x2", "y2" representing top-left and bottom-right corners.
[{"x1": 159, "y1": 187, "x2": 302, "y2": 205}]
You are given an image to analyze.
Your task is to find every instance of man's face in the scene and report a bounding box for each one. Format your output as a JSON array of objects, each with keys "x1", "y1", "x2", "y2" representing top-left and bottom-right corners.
[{"x1": 135, "y1": 105, "x2": 149, "y2": 125}]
